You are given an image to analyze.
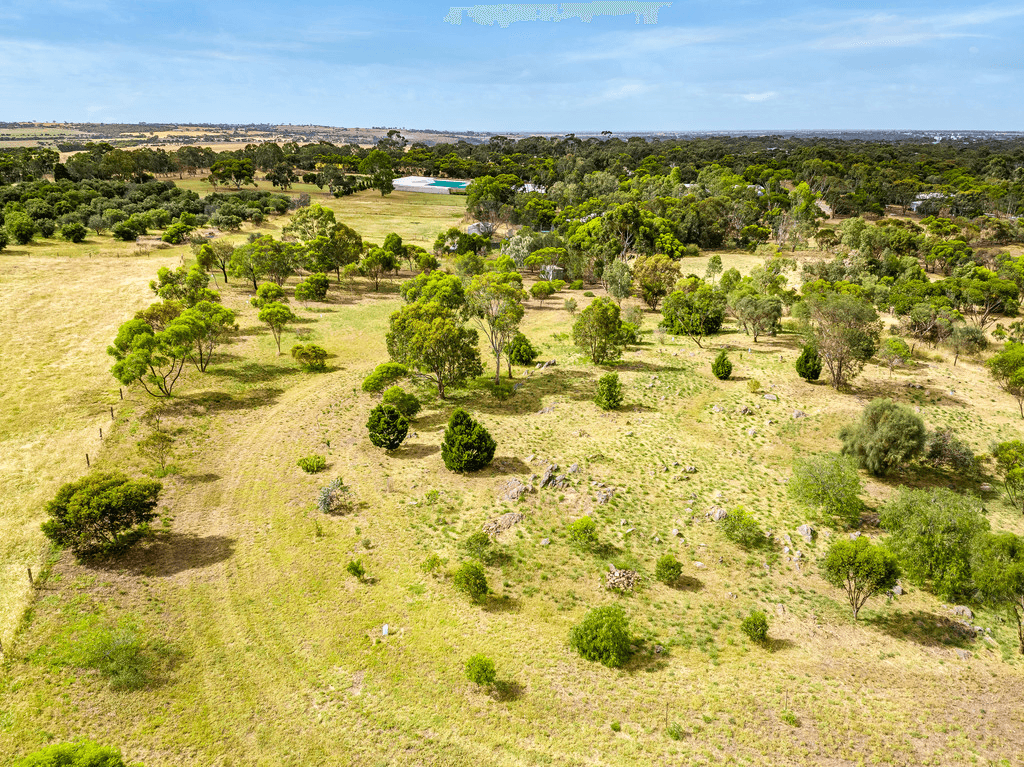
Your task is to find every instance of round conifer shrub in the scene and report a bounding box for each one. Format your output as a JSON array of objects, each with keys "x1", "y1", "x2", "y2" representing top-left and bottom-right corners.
[
  {"x1": 568, "y1": 605, "x2": 632, "y2": 668},
  {"x1": 441, "y1": 409, "x2": 496, "y2": 472},
  {"x1": 504, "y1": 331, "x2": 538, "y2": 367},
  {"x1": 712, "y1": 350, "x2": 733, "y2": 380},
  {"x1": 595, "y1": 372, "x2": 623, "y2": 410},
  {"x1": 452, "y1": 561, "x2": 489, "y2": 602},
  {"x1": 465, "y1": 654, "x2": 497, "y2": 686},
  {"x1": 795, "y1": 344, "x2": 823, "y2": 382},
  {"x1": 366, "y1": 403, "x2": 409, "y2": 450}
]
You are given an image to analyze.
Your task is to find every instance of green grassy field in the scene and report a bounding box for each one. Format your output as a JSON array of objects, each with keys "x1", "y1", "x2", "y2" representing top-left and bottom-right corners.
[{"x1": 3, "y1": 196, "x2": 1024, "y2": 765}]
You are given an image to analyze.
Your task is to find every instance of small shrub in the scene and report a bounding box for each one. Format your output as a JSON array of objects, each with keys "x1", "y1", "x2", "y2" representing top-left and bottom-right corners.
[
  {"x1": 13, "y1": 740, "x2": 136, "y2": 767},
  {"x1": 568, "y1": 605, "x2": 632, "y2": 667},
  {"x1": 441, "y1": 409, "x2": 496, "y2": 472},
  {"x1": 666, "y1": 722, "x2": 686, "y2": 741},
  {"x1": 583, "y1": 291, "x2": 595, "y2": 297},
  {"x1": 465, "y1": 654, "x2": 497, "y2": 686},
  {"x1": 297, "y1": 454, "x2": 327, "y2": 474},
  {"x1": 780, "y1": 711, "x2": 800, "y2": 727},
  {"x1": 789, "y1": 453, "x2": 863, "y2": 526},
  {"x1": 654, "y1": 554, "x2": 683, "y2": 584},
  {"x1": 504, "y1": 331, "x2": 538, "y2": 368},
  {"x1": 316, "y1": 478, "x2": 350, "y2": 514},
  {"x1": 610, "y1": 721, "x2": 621, "y2": 732},
  {"x1": 366, "y1": 403, "x2": 409, "y2": 450},
  {"x1": 925, "y1": 428, "x2": 976, "y2": 475},
  {"x1": 421, "y1": 554, "x2": 445, "y2": 574},
  {"x1": 720, "y1": 506, "x2": 765, "y2": 549},
  {"x1": 741, "y1": 610, "x2": 770, "y2": 645},
  {"x1": 382, "y1": 386, "x2": 421, "y2": 418},
  {"x1": 595, "y1": 372, "x2": 623, "y2": 410},
  {"x1": 795, "y1": 344, "x2": 822, "y2": 381},
  {"x1": 463, "y1": 531, "x2": 492, "y2": 560},
  {"x1": 570, "y1": 280, "x2": 584, "y2": 290},
  {"x1": 290, "y1": 344, "x2": 328, "y2": 371},
  {"x1": 76, "y1": 624, "x2": 155, "y2": 691},
  {"x1": 747, "y1": 378, "x2": 761, "y2": 393},
  {"x1": 566, "y1": 516, "x2": 598, "y2": 548},
  {"x1": 712, "y1": 350, "x2": 732, "y2": 380},
  {"x1": 346, "y1": 559, "x2": 365, "y2": 580},
  {"x1": 452, "y1": 561, "x2": 489, "y2": 602}
]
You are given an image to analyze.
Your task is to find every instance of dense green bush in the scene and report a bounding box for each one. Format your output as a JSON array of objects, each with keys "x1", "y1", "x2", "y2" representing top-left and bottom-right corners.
[
  {"x1": 41, "y1": 472, "x2": 162, "y2": 556},
  {"x1": 925, "y1": 428, "x2": 976, "y2": 475},
  {"x1": 297, "y1": 454, "x2": 327, "y2": 474},
  {"x1": 595, "y1": 372, "x2": 623, "y2": 410},
  {"x1": 382, "y1": 386, "x2": 421, "y2": 418},
  {"x1": 719, "y1": 506, "x2": 765, "y2": 549},
  {"x1": 712, "y1": 350, "x2": 732, "y2": 380},
  {"x1": 14, "y1": 740, "x2": 139, "y2": 767},
  {"x1": 111, "y1": 221, "x2": 139, "y2": 241},
  {"x1": 568, "y1": 605, "x2": 632, "y2": 668},
  {"x1": 295, "y1": 272, "x2": 330, "y2": 302},
  {"x1": 346, "y1": 559, "x2": 365, "y2": 580},
  {"x1": 465, "y1": 654, "x2": 497, "y2": 686},
  {"x1": 566, "y1": 516, "x2": 598, "y2": 548},
  {"x1": 0, "y1": 229, "x2": 8, "y2": 251},
  {"x1": 366, "y1": 403, "x2": 409, "y2": 450},
  {"x1": 361, "y1": 362, "x2": 408, "y2": 393},
  {"x1": 316, "y1": 478, "x2": 350, "y2": 514},
  {"x1": 795, "y1": 344, "x2": 822, "y2": 381},
  {"x1": 59, "y1": 221, "x2": 88, "y2": 243},
  {"x1": 654, "y1": 554, "x2": 683, "y2": 584},
  {"x1": 6, "y1": 211, "x2": 36, "y2": 244},
  {"x1": 570, "y1": 280, "x2": 584, "y2": 290},
  {"x1": 880, "y1": 487, "x2": 988, "y2": 601},
  {"x1": 788, "y1": 453, "x2": 863, "y2": 526},
  {"x1": 441, "y1": 409, "x2": 495, "y2": 472},
  {"x1": 504, "y1": 331, "x2": 538, "y2": 368},
  {"x1": 741, "y1": 610, "x2": 770, "y2": 645},
  {"x1": 840, "y1": 398, "x2": 926, "y2": 476},
  {"x1": 161, "y1": 221, "x2": 193, "y2": 244},
  {"x1": 452, "y1": 561, "x2": 489, "y2": 602},
  {"x1": 290, "y1": 343, "x2": 328, "y2": 371}
]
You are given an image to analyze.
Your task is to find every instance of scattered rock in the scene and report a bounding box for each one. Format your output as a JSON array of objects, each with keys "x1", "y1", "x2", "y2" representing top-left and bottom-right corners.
[
  {"x1": 684, "y1": 466, "x2": 697, "y2": 473},
  {"x1": 540, "y1": 464, "x2": 569, "y2": 489},
  {"x1": 980, "y1": 483, "x2": 994, "y2": 492},
  {"x1": 954, "y1": 649, "x2": 972, "y2": 661},
  {"x1": 671, "y1": 528, "x2": 681, "y2": 537},
  {"x1": 525, "y1": 454, "x2": 535, "y2": 463},
  {"x1": 783, "y1": 546, "x2": 790, "y2": 555},
  {"x1": 738, "y1": 406, "x2": 753, "y2": 415},
  {"x1": 501, "y1": 478, "x2": 533, "y2": 502},
  {"x1": 654, "y1": 644, "x2": 664, "y2": 654},
  {"x1": 952, "y1": 605, "x2": 974, "y2": 620},
  {"x1": 625, "y1": 431, "x2": 634, "y2": 437},
  {"x1": 712, "y1": 405, "x2": 724, "y2": 413},
  {"x1": 606, "y1": 565, "x2": 640, "y2": 591},
  {"x1": 624, "y1": 527, "x2": 635, "y2": 535},
  {"x1": 693, "y1": 561, "x2": 705, "y2": 568},
  {"x1": 483, "y1": 511, "x2": 525, "y2": 537},
  {"x1": 782, "y1": 533, "x2": 793, "y2": 546},
  {"x1": 793, "y1": 551, "x2": 803, "y2": 560},
  {"x1": 764, "y1": 394, "x2": 778, "y2": 401},
  {"x1": 709, "y1": 507, "x2": 729, "y2": 522},
  {"x1": 547, "y1": 359, "x2": 557, "y2": 366},
  {"x1": 595, "y1": 488, "x2": 617, "y2": 504},
  {"x1": 796, "y1": 524, "x2": 815, "y2": 543},
  {"x1": 891, "y1": 584, "x2": 903, "y2": 596},
  {"x1": 849, "y1": 531, "x2": 862, "y2": 540},
  {"x1": 568, "y1": 463, "x2": 580, "y2": 474},
  {"x1": 792, "y1": 410, "x2": 806, "y2": 420},
  {"x1": 775, "y1": 604, "x2": 786, "y2": 616},
  {"x1": 535, "y1": 363, "x2": 543, "y2": 370},
  {"x1": 537, "y1": 405, "x2": 556, "y2": 415},
  {"x1": 747, "y1": 427, "x2": 758, "y2": 437},
  {"x1": 540, "y1": 538, "x2": 550, "y2": 546},
  {"x1": 652, "y1": 536, "x2": 661, "y2": 543}
]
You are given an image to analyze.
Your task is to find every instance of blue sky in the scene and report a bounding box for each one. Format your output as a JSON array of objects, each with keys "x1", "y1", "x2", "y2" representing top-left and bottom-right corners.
[{"x1": 1, "y1": 1, "x2": 1022, "y2": 131}]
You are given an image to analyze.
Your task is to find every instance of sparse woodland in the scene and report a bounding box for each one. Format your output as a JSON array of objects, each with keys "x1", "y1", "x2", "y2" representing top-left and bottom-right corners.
[{"x1": 4, "y1": 132, "x2": 1024, "y2": 766}]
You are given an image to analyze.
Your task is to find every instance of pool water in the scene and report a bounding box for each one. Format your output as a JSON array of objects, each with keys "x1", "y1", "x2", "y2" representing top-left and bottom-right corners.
[{"x1": 429, "y1": 180, "x2": 469, "y2": 188}]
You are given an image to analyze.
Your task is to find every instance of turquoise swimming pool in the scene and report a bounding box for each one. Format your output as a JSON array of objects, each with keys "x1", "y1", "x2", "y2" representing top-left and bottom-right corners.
[{"x1": 429, "y1": 180, "x2": 469, "y2": 188}]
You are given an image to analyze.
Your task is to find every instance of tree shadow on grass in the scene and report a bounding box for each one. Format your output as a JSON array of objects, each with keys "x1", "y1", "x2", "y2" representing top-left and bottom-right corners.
[
  {"x1": 392, "y1": 443, "x2": 440, "y2": 460},
  {"x1": 482, "y1": 594, "x2": 521, "y2": 613},
  {"x1": 163, "y1": 388, "x2": 283, "y2": 416},
  {"x1": 491, "y1": 680, "x2": 525, "y2": 702},
  {"x1": 867, "y1": 610, "x2": 976, "y2": 649},
  {"x1": 208, "y1": 361, "x2": 300, "y2": 384},
  {"x1": 767, "y1": 637, "x2": 797, "y2": 653},
  {"x1": 623, "y1": 641, "x2": 671, "y2": 674},
  {"x1": 89, "y1": 532, "x2": 235, "y2": 577},
  {"x1": 669, "y1": 575, "x2": 704, "y2": 592},
  {"x1": 180, "y1": 472, "x2": 221, "y2": 485}
]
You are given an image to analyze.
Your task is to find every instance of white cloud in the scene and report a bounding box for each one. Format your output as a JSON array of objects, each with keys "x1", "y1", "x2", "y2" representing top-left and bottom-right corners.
[
  {"x1": 741, "y1": 91, "x2": 776, "y2": 102},
  {"x1": 560, "y1": 25, "x2": 722, "y2": 62}
]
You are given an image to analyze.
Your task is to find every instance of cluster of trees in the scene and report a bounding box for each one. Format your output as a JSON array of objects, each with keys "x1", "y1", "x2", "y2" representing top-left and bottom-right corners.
[{"x1": 0, "y1": 177, "x2": 291, "y2": 248}]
